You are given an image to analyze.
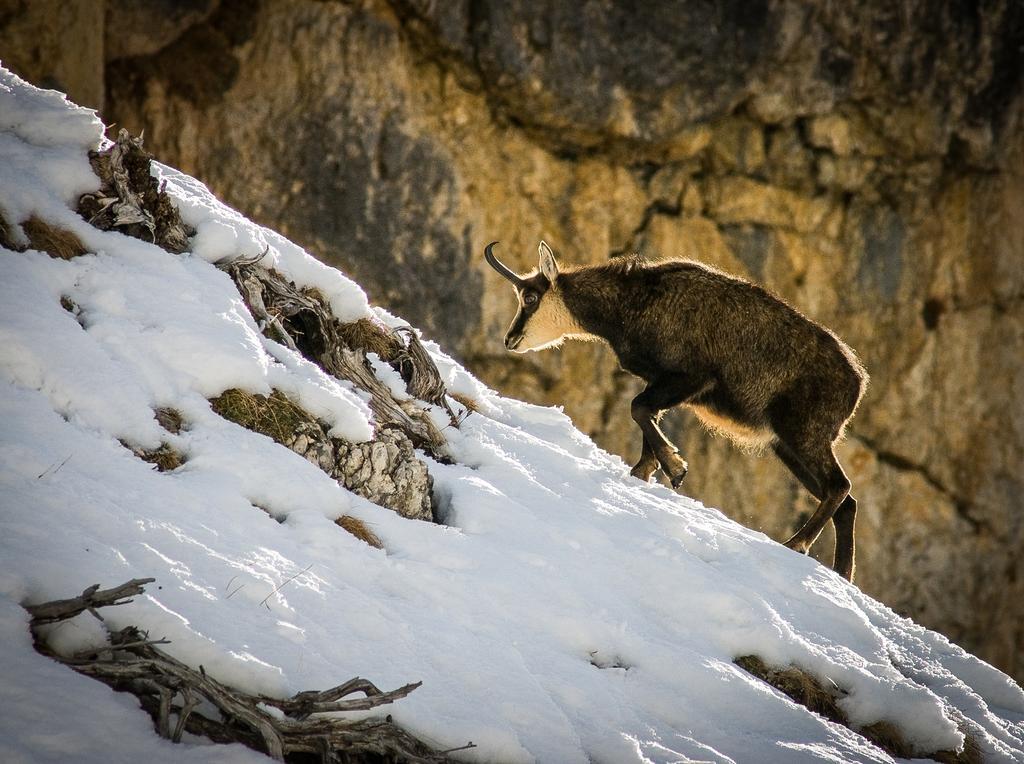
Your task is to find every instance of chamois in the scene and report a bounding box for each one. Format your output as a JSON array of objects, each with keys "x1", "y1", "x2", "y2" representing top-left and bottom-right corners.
[{"x1": 485, "y1": 241, "x2": 868, "y2": 580}]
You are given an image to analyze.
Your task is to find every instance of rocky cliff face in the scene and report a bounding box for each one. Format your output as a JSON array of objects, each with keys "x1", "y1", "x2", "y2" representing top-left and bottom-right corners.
[{"x1": 3, "y1": 0, "x2": 1023, "y2": 682}]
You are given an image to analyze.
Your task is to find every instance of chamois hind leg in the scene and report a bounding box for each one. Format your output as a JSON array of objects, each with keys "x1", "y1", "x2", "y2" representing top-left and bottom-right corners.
[
  {"x1": 831, "y1": 495, "x2": 857, "y2": 581},
  {"x1": 630, "y1": 376, "x2": 706, "y2": 488},
  {"x1": 778, "y1": 440, "x2": 851, "y2": 564},
  {"x1": 773, "y1": 441, "x2": 857, "y2": 581}
]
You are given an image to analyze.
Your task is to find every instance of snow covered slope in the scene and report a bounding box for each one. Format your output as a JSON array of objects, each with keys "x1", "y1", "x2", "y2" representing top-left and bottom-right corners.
[{"x1": 1, "y1": 68, "x2": 1023, "y2": 764}]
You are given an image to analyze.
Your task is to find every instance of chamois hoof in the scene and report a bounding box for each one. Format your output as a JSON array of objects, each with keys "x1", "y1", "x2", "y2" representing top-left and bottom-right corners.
[
  {"x1": 630, "y1": 463, "x2": 658, "y2": 483},
  {"x1": 658, "y1": 454, "x2": 688, "y2": 489},
  {"x1": 784, "y1": 537, "x2": 810, "y2": 554},
  {"x1": 833, "y1": 565, "x2": 855, "y2": 582},
  {"x1": 665, "y1": 461, "x2": 688, "y2": 488}
]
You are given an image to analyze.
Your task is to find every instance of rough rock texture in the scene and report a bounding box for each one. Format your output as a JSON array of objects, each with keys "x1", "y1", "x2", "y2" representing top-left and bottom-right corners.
[
  {"x1": 4, "y1": 1, "x2": 1023, "y2": 682},
  {"x1": 211, "y1": 389, "x2": 433, "y2": 522},
  {"x1": 333, "y1": 429, "x2": 436, "y2": 522}
]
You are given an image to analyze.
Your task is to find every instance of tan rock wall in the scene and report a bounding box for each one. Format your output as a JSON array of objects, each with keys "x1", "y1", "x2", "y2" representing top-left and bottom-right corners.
[
  {"x1": 0, "y1": 0, "x2": 105, "y2": 109},
  {"x1": 4, "y1": 0, "x2": 1023, "y2": 681}
]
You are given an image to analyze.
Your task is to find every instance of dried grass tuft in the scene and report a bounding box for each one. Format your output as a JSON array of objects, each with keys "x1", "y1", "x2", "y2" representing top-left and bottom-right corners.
[
  {"x1": 23, "y1": 215, "x2": 89, "y2": 260},
  {"x1": 336, "y1": 515, "x2": 384, "y2": 549},
  {"x1": 860, "y1": 721, "x2": 914, "y2": 759},
  {"x1": 448, "y1": 391, "x2": 481, "y2": 415},
  {"x1": 210, "y1": 388, "x2": 315, "y2": 445},
  {"x1": 336, "y1": 317, "x2": 403, "y2": 360}
]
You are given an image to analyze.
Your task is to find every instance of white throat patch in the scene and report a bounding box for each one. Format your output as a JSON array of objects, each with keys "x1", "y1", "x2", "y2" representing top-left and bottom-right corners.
[{"x1": 516, "y1": 288, "x2": 595, "y2": 352}]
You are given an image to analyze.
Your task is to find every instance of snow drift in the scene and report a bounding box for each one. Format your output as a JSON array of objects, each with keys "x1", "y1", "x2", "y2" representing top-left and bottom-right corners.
[{"x1": 1, "y1": 68, "x2": 1023, "y2": 763}]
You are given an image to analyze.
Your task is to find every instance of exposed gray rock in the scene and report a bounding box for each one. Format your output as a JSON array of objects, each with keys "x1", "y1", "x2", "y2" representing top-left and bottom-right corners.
[{"x1": 335, "y1": 428, "x2": 433, "y2": 522}]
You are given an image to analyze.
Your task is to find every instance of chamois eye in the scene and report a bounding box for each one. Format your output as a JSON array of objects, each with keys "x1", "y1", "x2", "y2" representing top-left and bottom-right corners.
[{"x1": 523, "y1": 291, "x2": 538, "y2": 306}]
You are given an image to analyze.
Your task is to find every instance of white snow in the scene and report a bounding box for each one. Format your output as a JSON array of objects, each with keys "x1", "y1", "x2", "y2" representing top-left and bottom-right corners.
[{"x1": 1, "y1": 68, "x2": 1023, "y2": 763}]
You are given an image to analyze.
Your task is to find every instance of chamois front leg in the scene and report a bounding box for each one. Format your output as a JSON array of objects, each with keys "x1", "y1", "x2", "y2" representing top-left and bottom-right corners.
[{"x1": 630, "y1": 377, "x2": 705, "y2": 488}]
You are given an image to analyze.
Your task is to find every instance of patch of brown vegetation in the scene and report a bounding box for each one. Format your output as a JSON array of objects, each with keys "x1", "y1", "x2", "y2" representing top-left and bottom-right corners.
[
  {"x1": 155, "y1": 407, "x2": 185, "y2": 434},
  {"x1": 138, "y1": 443, "x2": 184, "y2": 472},
  {"x1": 734, "y1": 655, "x2": 977, "y2": 763},
  {"x1": 448, "y1": 391, "x2": 480, "y2": 415},
  {"x1": 859, "y1": 720, "x2": 915, "y2": 759},
  {"x1": 735, "y1": 655, "x2": 846, "y2": 725},
  {"x1": 336, "y1": 317, "x2": 404, "y2": 360},
  {"x1": 210, "y1": 388, "x2": 314, "y2": 446},
  {"x1": 121, "y1": 439, "x2": 184, "y2": 472},
  {"x1": 0, "y1": 210, "x2": 20, "y2": 251},
  {"x1": 336, "y1": 515, "x2": 384, "y2": 549},
  {"x1": 22, "y1": 215, "x2": 89, "y2": 259}
]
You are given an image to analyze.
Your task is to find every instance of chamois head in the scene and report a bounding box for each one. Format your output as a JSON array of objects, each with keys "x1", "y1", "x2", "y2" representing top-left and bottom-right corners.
[{"x1": 484, "y1": 241, "x2": 586, "y2": 352}]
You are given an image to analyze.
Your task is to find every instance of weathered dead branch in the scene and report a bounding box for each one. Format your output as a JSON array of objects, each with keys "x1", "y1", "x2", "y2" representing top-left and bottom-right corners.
[
  {"x1": 390, "y1": 326, "x2": 457, "y2": 422},
  {"x1": 140, "y1": 443, "x2": 184, "y2": 471},
  {"x1": 24, "y1": 578, "x2": 156, "y2": 625},
  {"x1": 78, "y1": 128, "x2": 194, "y2": 254},
  {"x1": 218, "y1": 254, "x2": 455, "y2": 458},
  {"x1": 27, "y1": 579, "x2": 471, "y2": 763}
]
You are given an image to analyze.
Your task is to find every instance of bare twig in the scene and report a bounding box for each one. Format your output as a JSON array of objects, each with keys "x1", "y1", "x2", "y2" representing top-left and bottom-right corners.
[
  {"x1": 172, "y1": 687, "x2": 201, "y2": 743},
  {"x1": 157, "y1": 685, "x2": 173, "y2": 739},
  {"x1": 36, "y1": 453, "x2": 73, "y2": 479},
  {"x1": 259, "y1": 678, "x2": 424, "y2": 720},
  {"x1": 258, "y1": 563, "x2": 314, "y2": 609},
  {"x1": 24, "y1": 578, "x2": 155, "y2": 625}
]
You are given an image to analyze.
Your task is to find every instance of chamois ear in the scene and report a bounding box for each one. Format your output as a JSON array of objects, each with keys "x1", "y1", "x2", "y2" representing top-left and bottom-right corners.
[{"x1": 538, "y1": 241, "x2": 559, "y2": 283}]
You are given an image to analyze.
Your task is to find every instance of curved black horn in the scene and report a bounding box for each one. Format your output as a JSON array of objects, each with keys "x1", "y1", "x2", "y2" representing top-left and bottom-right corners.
[{"x1": 484, "y1": 241, "x2": 525, "y2": 287}]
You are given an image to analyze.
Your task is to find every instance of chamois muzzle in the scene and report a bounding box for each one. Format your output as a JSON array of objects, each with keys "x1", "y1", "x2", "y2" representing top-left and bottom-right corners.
[{"x1": 484, "y1": 241, "x2": 525, "y2": 288}]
